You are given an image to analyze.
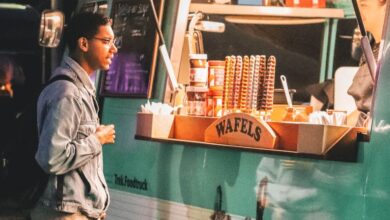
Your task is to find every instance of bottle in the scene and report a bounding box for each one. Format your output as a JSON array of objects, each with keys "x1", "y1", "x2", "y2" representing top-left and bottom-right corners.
[
  {"x1": 186, "y1": 86, "x2": 208, "y2": 116},
  {"x1": 189, "y1": 54, "x2": 208, "y2": 87},
  {"x1": 207, "y1": 89, "x2": 223, "y2": 117},
  {"x1": 208, "y1": 60, "x2": 225, "y2": 91}
]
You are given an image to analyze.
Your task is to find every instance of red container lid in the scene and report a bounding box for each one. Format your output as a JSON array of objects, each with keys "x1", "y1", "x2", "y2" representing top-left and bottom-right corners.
[
  {"x1": 210, "y1": 89, "x2": 223, "y2": 96},
  {"x1": 208, "y1": 60, "x2": 225, "y2": 66}
]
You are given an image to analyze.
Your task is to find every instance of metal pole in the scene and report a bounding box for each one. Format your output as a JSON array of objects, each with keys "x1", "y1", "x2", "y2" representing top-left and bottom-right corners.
[
  {"x1": 148, "y1": 0, "x2": 179, "y2": 92},
  {"x1": 351, "y1": 0, "x2": 377, "y2": 80},
  {"x1": 50, "y1": 0, "x2": 61, "y2": 74},
  {"x1": 149, "y1": 0, "x2": 166, "y2": 45}
]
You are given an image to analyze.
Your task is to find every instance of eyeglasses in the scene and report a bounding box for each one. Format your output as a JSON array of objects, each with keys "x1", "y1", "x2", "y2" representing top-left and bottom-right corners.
[{"x1": 90, "y1": 37, "x2": 119, "y2": 47}]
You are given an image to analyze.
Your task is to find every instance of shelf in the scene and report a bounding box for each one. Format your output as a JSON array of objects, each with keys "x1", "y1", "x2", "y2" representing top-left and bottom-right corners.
[
  {"x1": 135, "y1": 113, "x2": 360, "y2": 163},
  {"x1": 224, "y1": 16, "x2": 326, "y2": 25},
  {"x1": 189, "y1": 3, "x2": 345, "y2": 19},
  {"x1": 134, "y1": 135, "x2": 358, "y2": 163}
]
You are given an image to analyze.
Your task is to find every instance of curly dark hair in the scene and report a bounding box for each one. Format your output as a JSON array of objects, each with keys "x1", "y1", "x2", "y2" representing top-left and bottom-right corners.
[{"x1": 64, "y1": 12, "x2": 111, "y2": 51}]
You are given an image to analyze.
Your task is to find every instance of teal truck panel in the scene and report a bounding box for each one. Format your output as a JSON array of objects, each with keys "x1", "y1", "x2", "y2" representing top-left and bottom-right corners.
[
  {"x1": 102, "y1": 97, "x2": 369, "y2": 219},
  {"x1": 363, "y1": 24, "x2": 390, "y2": 219},
  {"x1": 100, "y1": 2, "x2": 390, "y2": 220}
]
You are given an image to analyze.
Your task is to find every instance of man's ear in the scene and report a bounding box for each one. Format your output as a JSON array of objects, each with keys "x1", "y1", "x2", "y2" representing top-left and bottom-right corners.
[{"x1": 78, "y1": 37, "x2": 89, "y2": 52}]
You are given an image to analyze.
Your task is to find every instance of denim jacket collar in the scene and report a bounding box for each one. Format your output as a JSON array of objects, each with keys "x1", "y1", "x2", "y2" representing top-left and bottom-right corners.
[{"x1": 62, "y1": 56, "x2": 96, "y2": 97}]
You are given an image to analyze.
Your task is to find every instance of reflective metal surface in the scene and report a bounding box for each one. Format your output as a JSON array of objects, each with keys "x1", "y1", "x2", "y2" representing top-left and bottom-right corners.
[{"x1": 38, "y1": 10, "x2": 64, "y2": 48}]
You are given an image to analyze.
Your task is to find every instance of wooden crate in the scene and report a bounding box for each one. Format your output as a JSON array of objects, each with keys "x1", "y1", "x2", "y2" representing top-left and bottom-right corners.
[
  {"x1": 136, "y1": 113, "x2": 359, "y2": 156},
  {"x1": 136, "y1": 113, "x2": 216, "y2": 141},
  {"x1": 174, "y1": 115, "x2": 217, "y2": 141},
  {"x1": 136, "y1": 113, "x2": 175, "y2": 139},
  {"x1": 268, "y1": 122, "x2": 355, "y2": 154}
]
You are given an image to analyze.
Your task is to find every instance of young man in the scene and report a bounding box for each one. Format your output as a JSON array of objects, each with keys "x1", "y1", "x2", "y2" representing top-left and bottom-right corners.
[
  {"x1": 31, "y1": 12, "x2": 117, "y2": 220},
  {"x1": 347, "y1": 0, "x2": 387, "y2": 126}
]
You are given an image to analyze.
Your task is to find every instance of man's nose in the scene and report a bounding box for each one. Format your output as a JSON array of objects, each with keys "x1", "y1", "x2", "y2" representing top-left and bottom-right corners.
[{"x1": 110, "y1": 43, "x2": 118, "y2": 53}]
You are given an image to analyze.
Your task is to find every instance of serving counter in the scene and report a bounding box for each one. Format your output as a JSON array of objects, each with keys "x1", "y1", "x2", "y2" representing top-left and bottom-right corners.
[{"x1": 135, "y1": 111, "x2": 363, "y2": 162}]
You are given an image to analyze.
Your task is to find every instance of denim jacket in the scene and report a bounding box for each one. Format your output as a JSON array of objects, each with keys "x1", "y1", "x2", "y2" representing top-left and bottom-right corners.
[{"x1": 35, "y1": 57, "x2": 109, "y2": 219}]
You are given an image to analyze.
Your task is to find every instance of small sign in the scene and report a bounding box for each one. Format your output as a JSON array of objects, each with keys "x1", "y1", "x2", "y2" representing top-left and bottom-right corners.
[{"x1": 205, "y1": 113, "x2": 277, "y2": 149}]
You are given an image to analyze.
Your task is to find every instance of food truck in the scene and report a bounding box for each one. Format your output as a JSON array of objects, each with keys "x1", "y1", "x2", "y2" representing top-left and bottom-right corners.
[{"x1": 1, "y1": 0, "x2": 390, "y2": 219}]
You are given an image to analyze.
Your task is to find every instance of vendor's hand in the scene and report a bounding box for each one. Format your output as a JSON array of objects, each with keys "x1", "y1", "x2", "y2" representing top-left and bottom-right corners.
[{"x1": 95, "y1": 124, "x2": 116, "y2": 145}]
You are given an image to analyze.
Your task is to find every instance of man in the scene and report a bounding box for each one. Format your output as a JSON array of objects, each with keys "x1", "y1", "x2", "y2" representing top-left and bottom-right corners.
[
  {"x1": 31, "y1": 12, "x2": 117, "y2": 220},
  {"x1": 348, "y1": 0, "x2": 387, "y2": 126}
]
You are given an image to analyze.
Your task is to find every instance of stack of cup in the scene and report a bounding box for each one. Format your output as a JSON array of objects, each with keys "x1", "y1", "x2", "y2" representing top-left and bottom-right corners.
[{"x1": 207, "y1": 60, "x2": 225, "y2": 117}]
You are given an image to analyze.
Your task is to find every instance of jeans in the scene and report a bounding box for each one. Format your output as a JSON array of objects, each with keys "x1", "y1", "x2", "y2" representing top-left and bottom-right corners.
[{"x1": 30, "y1": 203, "x2": 106, "y2": 220}]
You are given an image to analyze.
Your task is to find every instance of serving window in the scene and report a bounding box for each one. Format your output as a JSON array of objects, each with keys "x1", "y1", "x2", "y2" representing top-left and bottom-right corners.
[{"x1": 135, "y1": 1, "x2": 382, "y2": 162}]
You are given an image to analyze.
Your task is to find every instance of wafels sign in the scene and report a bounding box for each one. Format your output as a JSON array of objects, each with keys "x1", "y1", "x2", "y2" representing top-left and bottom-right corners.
[{"x1": 205, "y1": 113, "x2": 277, "y2": 149}]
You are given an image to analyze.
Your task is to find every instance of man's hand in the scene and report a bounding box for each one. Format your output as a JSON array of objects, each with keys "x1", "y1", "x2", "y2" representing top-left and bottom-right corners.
[{"x1": 95, "y1": 124, "x2": 115, "y2": 145}]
